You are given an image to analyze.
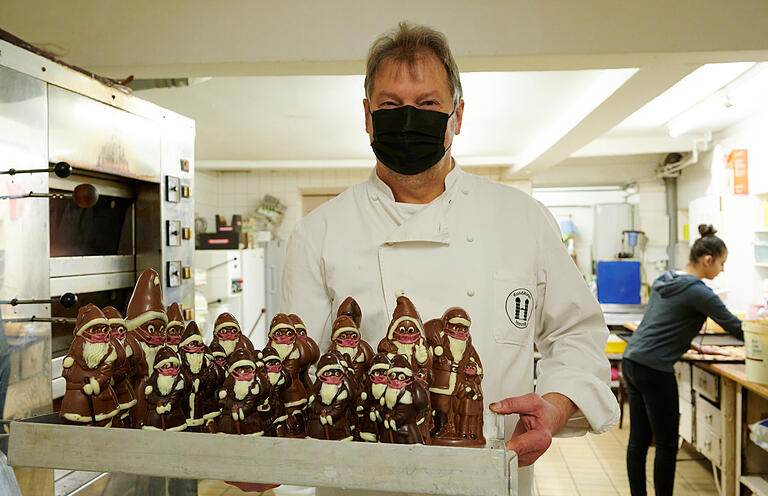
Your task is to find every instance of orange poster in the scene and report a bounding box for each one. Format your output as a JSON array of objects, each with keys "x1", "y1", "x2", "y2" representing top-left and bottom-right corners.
[{"x1": 728, "y1": 149, "x2": 749, "y2": 195}]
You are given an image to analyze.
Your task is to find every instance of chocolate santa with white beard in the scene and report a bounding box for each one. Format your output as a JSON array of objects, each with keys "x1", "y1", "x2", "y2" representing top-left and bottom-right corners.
[
  {"x1": 377, "y1": 296, "x2": 433, "y2": 387},
  {"x1": 327, "y1": 315, "x2": 374, "y2": 383},
  {"x1": 209, "y1": 312, "x2": 254, "y2": 357},
  {"x1": 381, "y1": 354, "x2": 429, "y2": 445},
  {"x1": 287, "y1": 314, "x2": 319, "y2": 393},
  {"x1": 124, "y1": 268, "x2": 168, "y2": 428},
  {"x1": 142, "y1": 346, "x2": 187, "y2": 431},
  {"x1": 216, "y1": 348, "x2": 271, "y2": 436},
  {"x1": 258, "y1": 345, "x2": 291, "y2": 436},
  {"x1": 358, "y1": 353, "x2": 391, "y2": 442},
  {"x1": 307, "y1": 352, "x2": 354, "y2": 441},
  {"x1": 267, "y1": 313, "x2": 314, "y2": 437},
  {"x1": 424, "y1": 307, "x2": 484, "y2": 446},
  {"x1": 102, "y1": 306, "x2": 137, "y2": 428},
  {"x1": 164, "y1": 302, "x2": 185, "y2": 352},
  {"x1": 203, "y1": 342, "x2": 227, "y2": 432},
  {"x1": 178, "y1": 321, "x2": 218, "y2": 431},
  {"x1": 60, "y1": 304, "x2": 120, "y2": 426}
]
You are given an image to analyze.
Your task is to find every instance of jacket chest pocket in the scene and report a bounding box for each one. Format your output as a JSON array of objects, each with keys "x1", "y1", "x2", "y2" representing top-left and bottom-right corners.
[{"x1": 493, "y1": 272, "x2": 536, "y2": 346}]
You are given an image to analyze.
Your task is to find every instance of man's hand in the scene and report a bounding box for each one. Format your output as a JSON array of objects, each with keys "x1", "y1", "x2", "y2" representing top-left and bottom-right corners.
[
  {"x1": 489, "y1": 392, "x2": 576, "y2": 467},
  {"x1": 224, "y1": 481, "x2": 279, "y2": 493}
]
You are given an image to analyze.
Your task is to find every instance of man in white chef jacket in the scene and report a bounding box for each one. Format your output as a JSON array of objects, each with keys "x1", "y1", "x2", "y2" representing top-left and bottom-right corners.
[{"x1": 238, "y1": 22, "x2": 618, "y2": 496}]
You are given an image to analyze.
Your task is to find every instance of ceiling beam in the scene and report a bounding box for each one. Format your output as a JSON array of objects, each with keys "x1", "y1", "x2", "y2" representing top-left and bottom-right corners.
[{"x1": 505, "y1": 64, "x2": 700, "y2": 178}]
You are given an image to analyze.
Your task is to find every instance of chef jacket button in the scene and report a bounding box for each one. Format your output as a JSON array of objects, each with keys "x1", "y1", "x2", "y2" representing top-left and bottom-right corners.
[
  {"x1": 467, "y1": 289, "x2": 475, "y2": 297},
  {"x1": 462, "y1": 189, "x2": 469, "y2": 195},
  {"x1": 372, "y1": 195, "x2": 379, "y2": 201},
  {"x1": 466, "y1": 235, "x2": 474, "y2": 242}
]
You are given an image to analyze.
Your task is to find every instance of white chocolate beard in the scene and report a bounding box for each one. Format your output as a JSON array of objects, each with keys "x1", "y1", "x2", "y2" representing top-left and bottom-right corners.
[
  {"x1": 233, "y1": 378, "x2": 253, "y2": 400},
  {"x1": 157, "y1": 373, "x2": 175, "y2": 396},
  {"x1": 447, "y1": 336, "x2": 467, "y2": 362},
  {"x1": 319, "y1": 382, "x2": 340, "y2": 405},
  {"x1": 371, "y1": 383, "x2": 386, "y2": 400},
  {"x1": 268, "y1": 372, "x2": 281, "y2": 385},
  {"x1": 220, "y1": 339, "x2": 237, "y2": 356},
  {"x1": 393, "y1": 341, "x2": 415, "y2": 357},
  {"x1": 139, "y1": 342, "x2": 160, "y2": 371},
  {"x1": 272, "y1": 342, "x2": 293, "y2": 361},
  {"x1": 186, "y1": 353, "x2": 204, "y2": 374},
  {"x1": 335, "y1": 345, "x2": 357, "y2": 359},
  {"x1": 82, "y1": 342, "x2": 109, "y2": 370},
  {"x1": 384, "y1": 386, "x2": 402, "y2": 410}
]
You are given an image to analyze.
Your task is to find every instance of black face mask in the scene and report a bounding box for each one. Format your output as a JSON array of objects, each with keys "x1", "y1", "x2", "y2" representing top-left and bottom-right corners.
[{"x1": 370, "y1": 105, "x2": 454, "y2": 176}]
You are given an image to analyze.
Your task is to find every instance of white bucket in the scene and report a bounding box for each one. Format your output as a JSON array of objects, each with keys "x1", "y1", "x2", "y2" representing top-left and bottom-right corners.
[{"x1": 745, "y1": 320, "x2": 768, "y2": 384}]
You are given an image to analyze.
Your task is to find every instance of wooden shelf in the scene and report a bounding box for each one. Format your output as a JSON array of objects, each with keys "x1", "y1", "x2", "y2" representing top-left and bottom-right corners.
[
  {"x1": 741, "y1": 475, "x2": 768, "y2": 495},
  {"x1": 8, "y1": 413, "x2": 516, "y2": 496}
]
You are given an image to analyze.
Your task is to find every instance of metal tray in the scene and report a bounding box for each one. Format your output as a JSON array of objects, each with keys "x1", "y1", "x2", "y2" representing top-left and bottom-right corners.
[{"x1": 8, "y1": 413, "x2": 517, "y2": 496}]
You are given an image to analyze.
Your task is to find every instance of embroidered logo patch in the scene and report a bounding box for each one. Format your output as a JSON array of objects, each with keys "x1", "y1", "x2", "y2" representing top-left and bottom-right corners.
[{"x1": 506, "y1": 289, "x2": 533, "y2": 329}]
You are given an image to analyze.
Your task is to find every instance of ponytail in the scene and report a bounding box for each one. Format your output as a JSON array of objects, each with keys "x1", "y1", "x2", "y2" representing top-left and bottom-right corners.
[{"x1": 689, "y1": 224, "x2": 727, "y2": 263}]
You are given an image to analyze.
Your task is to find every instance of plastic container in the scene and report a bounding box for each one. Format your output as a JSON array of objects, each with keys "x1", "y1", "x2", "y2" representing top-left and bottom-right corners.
[
  {"x1": 744, "y1": 320, "x2": 768, "y2": 384},
  {"x1": 756, "y1": 243, "x2": 768, "y2": 264}
]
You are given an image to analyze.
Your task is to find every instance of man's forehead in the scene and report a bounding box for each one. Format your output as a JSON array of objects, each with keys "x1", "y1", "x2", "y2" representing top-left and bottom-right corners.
[{"x1": 371, "y1": 53, "x2": 451, "y2": 97}]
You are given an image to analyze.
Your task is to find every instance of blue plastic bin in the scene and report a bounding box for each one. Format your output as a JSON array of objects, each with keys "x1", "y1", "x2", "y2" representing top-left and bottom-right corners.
[{"x1": 596, "y1": 261, "x2": 641, "y2": 304}]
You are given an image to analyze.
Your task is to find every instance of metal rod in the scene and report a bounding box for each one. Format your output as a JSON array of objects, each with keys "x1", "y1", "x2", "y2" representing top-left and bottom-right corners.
[
  {"x1": 206, "y1": 257, "x2": 238, "y2": 271},
  {"x1": 1, "y1": 316, "x2": 76, "y2": 325},
  {"x1": 0, "y1": 161, "x2": 72, "y2": 178},
  {"x1": 0, "y1": 292, "x2": 77, "y2": 307}
]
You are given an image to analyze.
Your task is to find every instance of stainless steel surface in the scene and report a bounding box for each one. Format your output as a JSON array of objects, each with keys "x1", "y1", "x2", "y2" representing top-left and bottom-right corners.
[
  {"x1": 51, "y1": 377, "x2": 64, "y2": 400},
  {"x1": 48, "y1": 86, "x2": 161, "y2": 183},
  {"x1": 665, "y1": 176, "x2": 678, "y2": 269},
  {"x1": 49, "y1": 272, "x2": 135, "y2": 297},
  {"x1": 0, "y1": 64, "x2": 53, "y2": 420},
  {"x1": 49, "y1": 255, "x2": 134, "y2": 278},
  {"x1": 600, "y1": 303, "x2": 647, "y2": 313},
  {"x1": 49, "y1": 174, "x2": 134, "y2": 199},
  {"x1": 51, "y1": 356, "x2": 63, "y2": 379}
]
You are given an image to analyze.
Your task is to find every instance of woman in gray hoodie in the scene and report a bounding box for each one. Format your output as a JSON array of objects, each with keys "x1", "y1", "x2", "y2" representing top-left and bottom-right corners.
[{"x1": 622, "y1": 224, "x2": 742, "y2": 496}]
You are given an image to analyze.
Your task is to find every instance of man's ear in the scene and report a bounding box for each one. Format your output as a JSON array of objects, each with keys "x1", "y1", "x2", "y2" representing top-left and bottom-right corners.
[
  {"x1": 454, "y1": 99, "x2": 465, "y2": 135},
  {"x1": 363, "y1": 99, "x2": 371, "y2": 134}
]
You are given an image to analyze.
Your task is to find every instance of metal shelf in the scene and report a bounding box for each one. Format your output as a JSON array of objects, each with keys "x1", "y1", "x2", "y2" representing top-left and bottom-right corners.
[
  {"x1": 8, "y1": 413, "x2": 517, "y2": 496},
  {"x1": 741, "y1": 475, "x2": 768, "y2": 496}
]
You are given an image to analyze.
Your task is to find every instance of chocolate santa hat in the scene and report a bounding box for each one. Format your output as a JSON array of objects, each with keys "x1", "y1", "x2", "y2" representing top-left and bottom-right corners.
[
  {"x1": 288, "y1": 314, "x2": 306, "y2": 332},
  {"x1": 102, "y1": 306, "x2": 125, "y2": 326},
  {"x1": 442, "y1": 307, "x2": 471, "y2": 328},
  {"x1": 213, "y1": 312, "x2": 240, "y2": 334},
  {"x1": 388, "y1": 353, "x2": 414, "y2": 377},
  {"x1": 316, "y1": 352, "x2": 344, "y2": 376},
  {"x1": 154, "y1": 346, "x2": 180, "y2": 369},
  {"x1": 368, "y1": 352, "x2": 392, "y2": 374},
  {"x1": 73, "y1": 303, "x2": 108, "y2": 336},
  {"x1": 180, "y1": 321, "x2": 204, "y2": 348},
  {"x1": 260, "y1": 345, "x2": 280, "y2": 363},
  {"x1": 387, "y1": 295, "x2": 424, "y2": 339},
  {"x1": 125, "y1": 268, "x2": 168, "y2": 331},
  {"x1": 331, "y1": 315, "x2": 359, "y2": 341},
  {"x1": 268, "y1": 313, "x2": 294, "y2": 337},
  {"x1": 166, "y1": 302, "x2": 185, "y2": 329},
  {"x1": 227, "y1": 347, "x2": 255, "y2": 374},
  {"x1": 337, "y1": 297, "x2": 362, "y2": 328},
  {"x1": 208, "y1": 341, "x2": 226, "y2": 358}
]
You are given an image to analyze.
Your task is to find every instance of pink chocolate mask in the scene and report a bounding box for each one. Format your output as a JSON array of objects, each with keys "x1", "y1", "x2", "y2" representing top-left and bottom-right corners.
[
  {"x1": 266, "y1": 364, "x2": 282, "y2": 374},
  {"x1": 387, "y1": 376, "x2": 413, "y2": 389},
  {"x1": 445, "y1": 327, "x2": 469, "y2": 341},
  {"x1": 158, "y1": 366, "x2": 180, "y2": 376},
  {"x1": 370, "y1": 374, "x2": 388, "y2": 385},
  {"x1": 335, "y1": 337, "x2": 360, "y2": 348},
  {"x1": 166, "y1": 334, "x2": 182, "y2": 346},
  {"x1": 82, "y1": 330, "x2": 110, "y2": 344},
  {"x1": 182, "y1": 343, "x2": 205, "y2": 354},
  {"x1": 319, "y1": 373, "x2": 344, "y2": 385},
  {"x1": 393, "y1": 330, "x2": 421, "y2": 344},
  {"x1": 272, "y1": 334, "x2": 295, "y2": 345},
  {"x1": 217, "y1": 330, "x2": 239, "y2": 341},
  {"x1": 231, "y1": 369, "x2": 255, "y2": 381}
]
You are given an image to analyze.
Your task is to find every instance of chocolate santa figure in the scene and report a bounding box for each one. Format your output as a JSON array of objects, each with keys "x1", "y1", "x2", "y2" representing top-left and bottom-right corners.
[
  {"x1": 267, "y1": 313, "x2": 314, "y2": 437},
  {"x1": 216, "y1": 348, "x2": 270, "y2": 435},
  {"x1": 327, "y1": 349, "x2": 361, "y2": 437},
  {"x1": 359, "y1": 353, "x2": 391, "y2": 442},
  {"x1": 258, "y1": 345, "x2": 291, "y2": 436},
  {"x1": 328, "y1": 315, "x2": 374, "y2": 383},
  {"x1": 179, "y1": 321, "x2": 217, "y2": 431},
  {"x1": 337, "y1": 296, "x2": 362, "y2": 328},
  {"x1": 164, "y1": 302, "x2": 185, "y2": 352},
  {"x1": 210, "y1": 312, "x2": 254, "y2": 357},
  {"x1": 103, "y1": 306, "x2": 137, "y2": 428},
  {"x1": 377, "y1": 296, "x2": 433, "y2": 387},
  {"x1": 142, "y1": 346, "x2": 187, "y2": 431},
  {"x1": 288, "y1": 314, "x2": 319, "y2": 393},
  {"x1": 307, "y1": 353, "x2": 354, "y2": 441},
  {"x1": 424, "y1": 307, "x2": 484, "y2": 446},
  {"x1": 124, "y1": 268, "x2": 168, "y2": 428},
  {"x1": 381, "y1": 354, "x2": 429, "y2": 445},
  {"x1": 60, "y1": 304, "x2": 120, "y2": 426},
  {"x1": 455, "y1": 360, "x2": 485, "y2": 445},
  {"x1": 203, "y1": 342, "x2": 227, "y2": 432}
]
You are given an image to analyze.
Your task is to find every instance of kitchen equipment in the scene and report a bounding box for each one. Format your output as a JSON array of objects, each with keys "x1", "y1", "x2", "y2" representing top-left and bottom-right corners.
[
  {"x1": 596, "y1": 261, "x2": 641, "y2": 304},
  {"x1": 744, "y1": 320, "x2": 768, "y2": 384}
]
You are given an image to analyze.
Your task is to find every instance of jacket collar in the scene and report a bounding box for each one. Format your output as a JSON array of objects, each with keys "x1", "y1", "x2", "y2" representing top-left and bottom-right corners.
[{"x1": 366, "y1": 162, "x2": 463, "y2": 245}]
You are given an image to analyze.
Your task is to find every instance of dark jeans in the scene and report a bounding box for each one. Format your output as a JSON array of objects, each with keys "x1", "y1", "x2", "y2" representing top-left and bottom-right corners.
[{"x1": 622, "y1": 358, "x2": 679, "y2": 496}]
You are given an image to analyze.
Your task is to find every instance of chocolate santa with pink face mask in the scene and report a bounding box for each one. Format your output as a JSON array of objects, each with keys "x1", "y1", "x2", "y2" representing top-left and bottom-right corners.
[
  {"x1": 216, "y1": 348, "x2": 270, "y2": 436},
  {"x1": 258, "y1": 345, "x2": 291, "y2": 436},
  {"x1": 178, "y1": 321, "x2": 217, "y2": 431},
  {"x1": 142, "y1": 346, "x2": 187, "y2": 431},
  {"x1": 102, "y1": 306, "x2": 137, "y2": 428},
  {"x1": 358, "y1": 353, "x2": 391, "y2": 442},
  {"x1": 267, "y1": 313, "x2": 314, "y2": 437},
  {"x1": 307, "y1": 352, "x2": 354, "y2": 441},
  {"x1": 424, "y1": 306, "x2": 484, "y2": 446},
  {"x1": 164, "y1": 302, "x2": 185, "y2": 352},
  {"x1": 377, "y1": 296, "x2": 433, "y2": 387},
  {"x1": 381, "y1": 354, "x2": 429, "y2": 445},
  {"x1": 327, "y1": 315, "x2": 374, "y2": 383},
  {"x1": 203, "y1": 342, "x2": 227, "y2": 432},
  {"x1": 60, "y1": 304, "x2": 120, "y2": 426},
  {"x1": 124, "y1": 268, "x2": 168, "y2": 427},
  {"x1": 288, "y1": 314, "x2": 319, "y2": 392},
  {"x1": 209, "y1": 312, "x2": 254, "y2": 357}
]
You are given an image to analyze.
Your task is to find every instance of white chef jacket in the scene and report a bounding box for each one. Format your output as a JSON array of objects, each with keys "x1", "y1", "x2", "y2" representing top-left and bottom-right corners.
[{"x1": 280, "y1": 165, "x2": 620, "y2": 496}]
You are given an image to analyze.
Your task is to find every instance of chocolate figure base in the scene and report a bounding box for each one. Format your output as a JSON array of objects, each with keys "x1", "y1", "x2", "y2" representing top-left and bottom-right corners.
[{"x1": 429, "y1": 434, "x2": 486, "y2": 448}]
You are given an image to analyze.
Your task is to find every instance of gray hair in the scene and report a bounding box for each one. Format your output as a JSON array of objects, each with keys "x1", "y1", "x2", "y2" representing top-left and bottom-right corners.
[{"x1": 364, "y1": 21, "x2": 463, "y2": 109}]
